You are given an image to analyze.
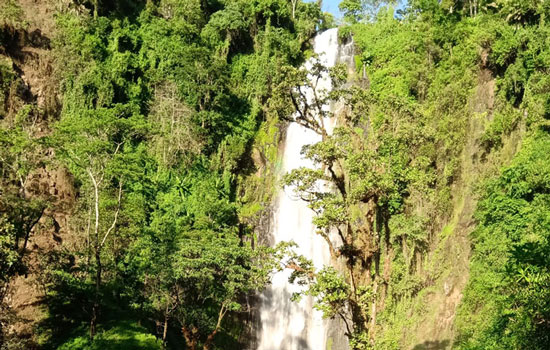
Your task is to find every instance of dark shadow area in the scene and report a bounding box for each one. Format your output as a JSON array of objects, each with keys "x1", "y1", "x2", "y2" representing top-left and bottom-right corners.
[
  {"x1": 0, "y1": 26, "x2": 51, "y2": 54},
  {"x1": 412, "y1": 339, "x2": 451, "y2": 350},
  {"x1": 93, "y1": 0, "x2": 147, "y2": 20}
]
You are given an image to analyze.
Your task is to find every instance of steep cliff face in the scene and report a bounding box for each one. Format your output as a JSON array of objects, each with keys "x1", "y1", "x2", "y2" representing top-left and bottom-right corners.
[
  {"x1": 1, "y1": 0, "x2": 75, "y2": 343},
  {"x1": 345, "y1": 9, "x2": 538, "y2": 348},
  {"x1": 248, "y1": 27, "x2": 528, "y2": 349},
  {"x1": 2, "y1": 1, "x2": 327, "y2": 348},
  {"x1": 396, "y1": 62, "x2": 524, "y2": 350}
]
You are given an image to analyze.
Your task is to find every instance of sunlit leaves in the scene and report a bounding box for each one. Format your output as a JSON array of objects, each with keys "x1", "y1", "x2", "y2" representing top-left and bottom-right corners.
[
  {"x1": 0, "y1": 216, "x2": 18, "y2": 283},
  {"x1": 458, "y1": 131, "x2": 550, "y2": 348}
]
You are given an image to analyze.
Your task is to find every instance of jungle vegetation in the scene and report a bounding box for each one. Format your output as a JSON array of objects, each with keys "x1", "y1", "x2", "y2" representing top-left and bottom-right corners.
[{"x1": 1, "y1": 0, "x2": 549, "y2": 349}]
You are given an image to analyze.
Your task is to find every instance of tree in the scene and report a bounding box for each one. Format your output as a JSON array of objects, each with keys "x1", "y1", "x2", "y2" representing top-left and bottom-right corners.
[
  {"x1": 0, "y1": 104, "x2": 47, "y2": 275},
  {"x1": 148, "y1": 81, "x2": 204, "y2": 167},
  {"x1": 128, "y1": 170, "x2": 280, "y2": 349},
  {"x1": 340, "y1": 0, "x2": 366, "y2": 23},
  {"x1": 172, "y1": 232, "x2": 271, "y2": 350},
  {"x1": 54, "y1": 103, "x2": 145, "y2": 337},
  {"x1": 339, "y1": 0, "x2": 398, "y2": 23}
]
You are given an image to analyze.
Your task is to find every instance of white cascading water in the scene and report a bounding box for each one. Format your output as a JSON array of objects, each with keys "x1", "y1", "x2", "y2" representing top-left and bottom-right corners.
[{"x1": 257, "y1": 28, "x2": 343, "y2": 350}]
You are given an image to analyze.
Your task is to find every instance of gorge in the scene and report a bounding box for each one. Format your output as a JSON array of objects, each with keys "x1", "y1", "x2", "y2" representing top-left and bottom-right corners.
[{"x1": 1, "y1": 1, "x2": 550, "y2": 350}]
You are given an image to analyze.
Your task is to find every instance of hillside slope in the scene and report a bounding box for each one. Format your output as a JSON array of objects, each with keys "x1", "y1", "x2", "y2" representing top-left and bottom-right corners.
[
  {"x1": 344, "y1": 2, "x2": 549, "y2": 349},
  {"x1": 1, "y1": 1, "x2": 550, "y2": 350}
]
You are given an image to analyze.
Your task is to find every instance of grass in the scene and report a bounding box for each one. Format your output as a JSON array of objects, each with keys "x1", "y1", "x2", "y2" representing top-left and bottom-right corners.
[{"x1": 57, "y1": 321, "x2": 162, "y2": 350}]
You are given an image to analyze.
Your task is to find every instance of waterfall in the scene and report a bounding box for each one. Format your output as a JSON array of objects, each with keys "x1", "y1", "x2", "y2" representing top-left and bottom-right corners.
[{"x1": 257, "y1": 28, "x2": 351, "y2": 350}]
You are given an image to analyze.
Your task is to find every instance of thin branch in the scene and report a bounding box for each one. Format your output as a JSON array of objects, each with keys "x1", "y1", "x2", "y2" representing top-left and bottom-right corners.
[
  {"x1": 87, "y1": 168, "x2": 100, "y2": 246},
  {"x1": 285, "y1": 262, "x2": 316, "y2": 279},
  {"x1": 339, "y1": 311, "x2": 353, "y2": 338},
  {"x1": 100, "y1": 179, "x2": 123, "y2": 248},
  {"x1": 86, "y1": 205, "x2": 92, "y2": 268},
  {"x1": 290, "y1": 88, "x2": 307, "y2": 122},
  {"x1": 317, "y1": 229, "x2": 338, "y2": 259}
]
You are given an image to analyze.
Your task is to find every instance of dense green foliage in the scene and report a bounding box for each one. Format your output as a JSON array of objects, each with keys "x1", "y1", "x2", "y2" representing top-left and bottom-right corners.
[
  {"x1": 358, "y1": 1, "x2": 550, "y2": 347},
  {"x1": 351, "y1": 0, "x2": 550, "y2": 348},
  {"x1": 2, "y1": 0, "x2": 550, "y2": 349},
  {"x1": 456, "y1": 130, "x2": 550, "y2": 349},
  {"x1": 57, "y1": 321, "x2": 162, "y2": 350},
  {"x1": 0, "y1": 0, "x2": 323, "y2": 348}
]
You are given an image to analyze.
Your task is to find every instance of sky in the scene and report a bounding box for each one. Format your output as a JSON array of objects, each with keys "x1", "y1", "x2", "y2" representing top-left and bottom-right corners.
[
  {"x1": 305, "y1": 0, "x2": 406, "y2": 18},
  {"x1": 305, "y1": 0, "x2": 343, "y2": 18},
  {"x1": 319, "y1": 0, "x2": 343, "y2": 17}
]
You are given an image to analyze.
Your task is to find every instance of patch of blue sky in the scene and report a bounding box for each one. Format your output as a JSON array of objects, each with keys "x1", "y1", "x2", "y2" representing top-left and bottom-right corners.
[
  {"x1": 304, "y1": 0, "x2": 406, "y2": 18},
  {"x1": 305, "y1": 0, "x2": 343, "y2": 17}
]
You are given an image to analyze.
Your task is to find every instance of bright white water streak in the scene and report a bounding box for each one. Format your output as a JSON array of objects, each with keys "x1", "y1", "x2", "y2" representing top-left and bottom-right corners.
[{"x1": 257, "y1": 28, "x2": 341, "y2": 350}]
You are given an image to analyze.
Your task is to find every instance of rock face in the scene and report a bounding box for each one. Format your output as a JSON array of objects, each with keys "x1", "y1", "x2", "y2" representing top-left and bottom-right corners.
[
  {"x1": 396, "y1": 51, "x2": 524, "y2": 350},
  {"x1": 1, "y1": 1, "x2": 74, "y2": 343}
]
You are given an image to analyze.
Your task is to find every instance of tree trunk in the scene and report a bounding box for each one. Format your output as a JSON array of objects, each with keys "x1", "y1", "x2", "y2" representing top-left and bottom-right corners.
[
  {"x1": 369, "y1": 280, "x2": 378, "y2": 341},
  {"x1": 182, "y1": 326, "x2": 199, "y2": 350},
  {"x1": 202, "y1": 329, "x2": 218, "y2": 350},
  {"x1": 203, "y1": 304, "x2": 226, "y2": 350},
  {"x1": 163, "y1": 305, "x2": 169, "y2": 343},
  {"x1": 88, "y1": 169, "x2": 100, "y2": 339},
  {"x1": 93, "y1": 0, "x2": 98, "y2": 18},
  {"x1": 369, "y1": 205, "x2": 382, "y2": 341},
  {"x1": 380, "y1": 215, "x2": 392, "y2": 310},
  {"x1": 90, "y1": 247, "x2": 101, "y2": 339}
]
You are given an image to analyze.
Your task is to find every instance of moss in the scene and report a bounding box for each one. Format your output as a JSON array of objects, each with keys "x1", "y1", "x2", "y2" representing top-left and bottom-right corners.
[
  {"x1": 239, "y1": 202, "x2": 264, "y2": 219},
  {"x1": 0, "y1": 0, "x2": 26, "y2": 29}
]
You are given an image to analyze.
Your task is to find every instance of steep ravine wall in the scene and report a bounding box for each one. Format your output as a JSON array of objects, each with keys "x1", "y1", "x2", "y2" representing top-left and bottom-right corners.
[
  {"x1": 387, "y1": 62, "x2": 525, "y2": 350},
  {"x1": 1, "y1": 0, "x2": 76, "y2": 343}
]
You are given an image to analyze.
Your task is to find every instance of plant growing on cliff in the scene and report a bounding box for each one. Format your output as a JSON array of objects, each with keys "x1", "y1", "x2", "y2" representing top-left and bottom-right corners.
[
  {"x1": 125, "y1": 169, "x2": 284, "y2": 349},
  {"x1": 274, "y1": 48, "x2": 430, "y2": 346},
  {"x1": 456, "y1": 130, "x2": 550, "y2": 349}
]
